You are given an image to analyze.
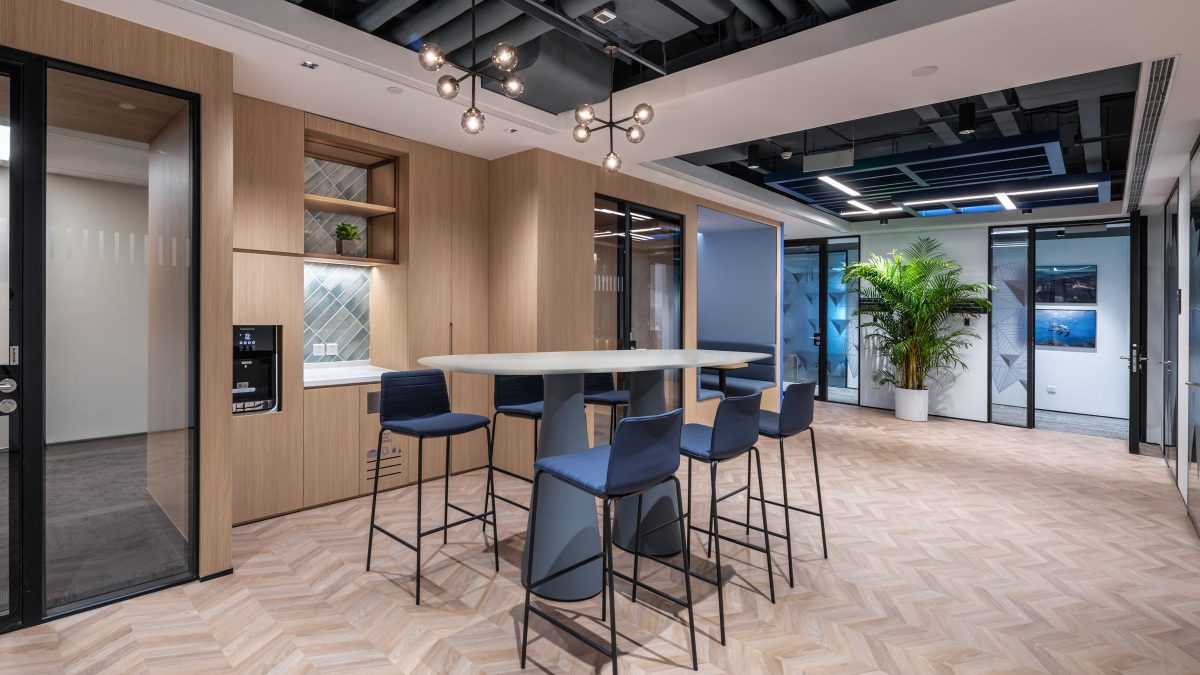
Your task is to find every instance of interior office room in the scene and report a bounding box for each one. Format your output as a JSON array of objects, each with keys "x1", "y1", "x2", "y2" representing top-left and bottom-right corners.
[{"x1": 1, "y1": 0, "x2": 1200, "y2": 673}]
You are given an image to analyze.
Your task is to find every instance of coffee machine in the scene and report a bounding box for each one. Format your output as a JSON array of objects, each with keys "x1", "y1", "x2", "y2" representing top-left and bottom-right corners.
[{"x1": 232, "y1": 325, "x2": 280, "y2": 414}]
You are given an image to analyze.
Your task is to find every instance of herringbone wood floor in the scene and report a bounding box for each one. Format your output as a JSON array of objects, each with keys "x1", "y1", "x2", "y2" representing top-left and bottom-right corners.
[{"x1": 2, "y1": 403, "x2": 1198, "y2": 674}]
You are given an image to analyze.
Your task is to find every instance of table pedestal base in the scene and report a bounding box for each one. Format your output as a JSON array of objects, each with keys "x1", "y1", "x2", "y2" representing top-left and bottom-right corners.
[{"x1": 613, "y1": 369, "x2": 683, "y2": 556}]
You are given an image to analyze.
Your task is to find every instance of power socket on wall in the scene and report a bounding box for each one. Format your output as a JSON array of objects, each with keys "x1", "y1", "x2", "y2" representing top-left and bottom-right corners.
[
  {"x1": 326, "y1": 342, "x2": 338, "y2": 356},
  {"x1": 312, "y1": 343, "x2": 326, "y2": 357},
  {"x1": 1046, "y1": 385, "x2": 1056, "y2": 395}
]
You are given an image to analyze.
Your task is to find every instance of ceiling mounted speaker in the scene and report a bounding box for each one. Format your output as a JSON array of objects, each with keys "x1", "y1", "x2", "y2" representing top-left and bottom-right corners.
[{"x1": 958, "y1": 102, "x2": 977, "y2": 135}]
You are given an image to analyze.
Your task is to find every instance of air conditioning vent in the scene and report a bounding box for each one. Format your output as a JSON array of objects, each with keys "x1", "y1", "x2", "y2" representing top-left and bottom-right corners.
[{"x1": 1126, "y1": 56, "x2": 1176, "y2": 209}]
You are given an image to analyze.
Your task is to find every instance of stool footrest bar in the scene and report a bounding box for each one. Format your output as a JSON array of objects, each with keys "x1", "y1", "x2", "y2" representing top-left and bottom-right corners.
[{"x1": 527, "y1": 605, "x2": 613, "y2": 658}]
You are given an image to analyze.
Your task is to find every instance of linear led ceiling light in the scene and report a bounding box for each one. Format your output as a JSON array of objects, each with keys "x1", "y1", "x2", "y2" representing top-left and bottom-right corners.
[
  {"x1": 902, "y1": 183, "x2": 1100, "y2": 208},
  {"x1": 841, "y1": 207, "x2": 903, "y2": 216},
  {"x1": 995, "y1": 193, "x2": 1017, "y2": 210},
  {"x1": 846, "y1": 199, "x2": 875, "y2": 213},
  {"x1": 818, "y1": 175, "x2": 861, "y2": 197}
]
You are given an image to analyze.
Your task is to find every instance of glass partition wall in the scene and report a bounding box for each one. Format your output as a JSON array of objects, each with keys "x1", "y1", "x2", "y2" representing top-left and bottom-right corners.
[
  {"x1": 592, "y1": 197, "x2": 682, "y2": 436},
  {"x1": 781, "y1": 237, "x2": 860, "y2": 403},
  {"x1": 0, "y1": 50, "x2": 198, "y2": 632}
]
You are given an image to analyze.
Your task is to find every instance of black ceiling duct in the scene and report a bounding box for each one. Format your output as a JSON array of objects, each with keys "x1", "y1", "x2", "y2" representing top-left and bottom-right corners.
[{"x1": 957, "y1": 102, "x2": 976, "y2": 136}]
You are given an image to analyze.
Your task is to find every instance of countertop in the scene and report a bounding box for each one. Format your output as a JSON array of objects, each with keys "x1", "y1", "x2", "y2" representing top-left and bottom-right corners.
[{"x1": 303, "y1": 361, "x2": 391, "y2": 388}]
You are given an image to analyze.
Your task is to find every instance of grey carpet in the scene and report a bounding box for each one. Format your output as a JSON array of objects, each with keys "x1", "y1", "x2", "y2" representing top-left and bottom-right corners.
[{"x1": 991, "y1": 404, "x2": 1130, "y2": 440}]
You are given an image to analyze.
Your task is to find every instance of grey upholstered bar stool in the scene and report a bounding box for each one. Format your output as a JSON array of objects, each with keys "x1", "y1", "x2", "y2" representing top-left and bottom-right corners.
[{"x1": 366, "y1": 369, "x2": 497, "y2": 606}]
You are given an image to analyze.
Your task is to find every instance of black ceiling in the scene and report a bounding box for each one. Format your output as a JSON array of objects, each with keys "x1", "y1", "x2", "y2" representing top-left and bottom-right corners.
[
  {"x1": 678, "y1": 64, "x2": 1140, "y2": 221},
  {"x1": 290, "y1": 0, "x2": 892, "y2": 113}
]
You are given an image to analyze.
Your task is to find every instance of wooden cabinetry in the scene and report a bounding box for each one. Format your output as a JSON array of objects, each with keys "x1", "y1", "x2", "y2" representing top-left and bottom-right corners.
[
  {"x1": 303, "y1": 385, "x2": 361, "y2": 507},
  {"x1": 233, "y1": 96, "x2": 303, "y2": 254}
]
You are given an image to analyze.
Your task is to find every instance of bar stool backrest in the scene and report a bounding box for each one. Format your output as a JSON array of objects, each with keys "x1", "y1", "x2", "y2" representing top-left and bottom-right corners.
[
  {"x1": 605, "y1": 408, "x2": 684, "y2": 496},
  {"x1": 583, "y1": 372, "x2": 615, "y2": 395},
  {"x1": 380, "y1": 369, "x2": 450, "y2": 423},
  {"x1": 778, "y1": 382, "x2": 816, "y2": 436},
  {"x1": 494, "y1": 374, "x2": 544, "y2": 408},
  {"x1": 710, "y1": 392, "x2": 763, "y2": 461}
]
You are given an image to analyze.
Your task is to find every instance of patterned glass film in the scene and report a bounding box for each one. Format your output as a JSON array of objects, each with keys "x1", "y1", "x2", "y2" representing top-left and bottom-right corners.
[
  {"x1": 826, "y1": 239, "x2": 859, "y2": 404},
  {"x1": 781, "y1": 244, "x2": 821, "y2": 386},
  {"x1": 990, "y1": 227, "x2": 1030, "y2": 427}
]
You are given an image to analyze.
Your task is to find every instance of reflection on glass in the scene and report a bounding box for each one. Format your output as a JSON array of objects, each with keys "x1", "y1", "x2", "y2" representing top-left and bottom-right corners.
[
  {"x1": 826, "y1": 238, "x2": 859, "y2": 405},
  {"x1": 0, "y1": 72, "x2": 10, "y2": 618},
  {"x1": 43, "y1": 69, "x2": 195, "y2": 614},
  {"x1": 989, "y1": 227, "x2": 1030, "y2": 427},
  {"x1": 782, "y1": 244, "x2": 820, "y2": 385}
]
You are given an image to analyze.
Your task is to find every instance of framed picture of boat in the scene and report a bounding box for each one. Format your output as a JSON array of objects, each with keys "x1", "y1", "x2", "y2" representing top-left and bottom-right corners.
[
  {"x1": 1034, "y1": 308, "x2": 1097, "y2": 349},
  {"x1": 1034, "y1": 265, "x2": 1097, "y2": 303}
]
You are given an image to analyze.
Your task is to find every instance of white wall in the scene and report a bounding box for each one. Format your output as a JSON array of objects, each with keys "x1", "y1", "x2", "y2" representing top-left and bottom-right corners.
[
  {"x1": 1027, "y1": 235, "x2": 1130, "y2": 418},
  {"x1": 45, "y1": 173, "x2": 150, "y2": 444},
  {"x1": 859, "y1": 227, "x2": 990, "y2": 422}
]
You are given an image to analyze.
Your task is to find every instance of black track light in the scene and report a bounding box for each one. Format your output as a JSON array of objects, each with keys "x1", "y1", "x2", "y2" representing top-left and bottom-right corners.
[
  {"x1": 957, "y1": 101, "x2": 976, "y2": 136},
  {"x1": 747, "y1": 143, "x2": 761, "y2": 169}
]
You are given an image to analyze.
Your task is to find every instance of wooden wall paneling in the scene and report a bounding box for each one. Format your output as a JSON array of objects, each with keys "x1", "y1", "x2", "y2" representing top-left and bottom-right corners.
[
  {"x1": 304, "y1": 112, "x2": 413, "y2": 157},
  {"x1": 146, "y1": 108, "x2": 193, "y2": 536},
  {"x1": 303, "y1": 385, "x2": 361, "y2": 507},
  {"x1": 233, "y1": 96, "x2": 303, "y2": 254},
  {"x1": 0, "y1": 0, "x2": 238, "y2": 575},
  {"x1": 359, "y1": 383, "x2": 411, "y2": 494},
  {"x1": 408, "y1": 142, "x2": 453, "y2": 480},
  {"x1": 370, "y1": 153, "x2": 410, "y2": 372},
  {"x1": 450, "y1": 153, "x2": 491, "y2": 472},
  {"x1": 367, "y1": 161, "x2": 397, "y2": 262},
  {"x1": 488, "y1": 151, "x2": 540, "y2": 477},
  {"x1": 231, "y1": 252, "x2": 304, "y2": 523},
  {"x1": 535, "y1": 150, "x2": 595, "y2": 353}
]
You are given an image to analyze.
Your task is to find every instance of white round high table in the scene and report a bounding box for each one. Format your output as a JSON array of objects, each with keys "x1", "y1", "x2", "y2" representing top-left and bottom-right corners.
[{"x1": 419, "y1": 349, "x2": 770, "y2": 602}]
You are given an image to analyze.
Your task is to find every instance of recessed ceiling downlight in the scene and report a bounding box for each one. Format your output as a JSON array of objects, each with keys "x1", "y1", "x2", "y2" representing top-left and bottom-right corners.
[
  {"x1": 386, "y1": 85, "x2": 405, "y2": 94},
  {"x1": 911, "y1": 65, "x2": 938, "y2": 77},
  {"x1": 118, "y1": 102, "x2": 137, "y2": 110}
]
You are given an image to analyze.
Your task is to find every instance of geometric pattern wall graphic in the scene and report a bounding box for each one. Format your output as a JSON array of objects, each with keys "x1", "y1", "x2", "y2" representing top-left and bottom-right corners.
[
  {"x1": 991, "y1": 240, "x2": 1029, "y2": 394},
  {"x1": 826, "y1": 249, "x2": 860, "y2": 390},
  {"x1": 303, "y1": 157, "x2": 368, "y2": 257},
  {"x1": 303, "y1": 262, "x2": 370, "y2": 363},
  {"x1": 782, "y1": 250, "x2": 821, "y2": 383}
]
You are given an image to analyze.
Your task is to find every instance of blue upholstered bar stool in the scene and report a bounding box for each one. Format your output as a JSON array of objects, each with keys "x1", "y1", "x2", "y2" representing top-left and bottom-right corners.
[
  {"x1": 486, "y1": 375, "x2": 544, "y2": 514},
  {"x1": 583, "y1": 372, "x2": 630, "y2": 443},
  {"x1": 680, "y1": 391, "x2": 774, "y2": 645},
  {"x1": 756, "y1": 381, "x2": 827, "y2": 587},
  {"x1": 366, "y1": 369, "x2": 497, "y2": 606},
  {"x1": 521, "y1": 409, "x2": 697, "y2": 673}
]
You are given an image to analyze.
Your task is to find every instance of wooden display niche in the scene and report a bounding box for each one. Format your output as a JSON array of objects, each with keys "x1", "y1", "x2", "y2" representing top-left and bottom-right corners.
[{"x1": 303, "y1": 136, "x2": 401, "y2": 265}]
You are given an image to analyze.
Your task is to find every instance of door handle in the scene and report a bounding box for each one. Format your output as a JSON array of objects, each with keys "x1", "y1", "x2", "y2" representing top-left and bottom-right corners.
[
  {"x1": 1187, "y1": 382, "x2": 1200, "y2": 387},
  {"x1": 0, "y1": 378, "x2": 15, "y2": 394}
]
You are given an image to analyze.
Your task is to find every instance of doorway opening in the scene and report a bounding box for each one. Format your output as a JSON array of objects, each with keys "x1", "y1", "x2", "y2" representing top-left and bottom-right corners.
[
  {"x1": 781, "y1": 236, "x2": 860, "y2": 404},
  {"x1": 988, "y1": 222, "x2": 1138, "y2": 443}
]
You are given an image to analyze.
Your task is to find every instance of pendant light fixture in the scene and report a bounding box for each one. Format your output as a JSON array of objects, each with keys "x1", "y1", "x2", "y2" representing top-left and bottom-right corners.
[
  {"x1": 417, "y1": 0, "x2": 524, "y2": 134},
  {"x1": 572, "y1": 42, "x2": 654, "y2": 173}
]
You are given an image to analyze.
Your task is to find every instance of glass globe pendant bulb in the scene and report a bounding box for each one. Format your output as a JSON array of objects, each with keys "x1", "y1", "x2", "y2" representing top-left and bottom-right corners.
[
  {"x1": 625, "y1": 124, "x2": 644, "y2": 144},
  {"x1": 418, "y1": 43, "x2": 445, "y2": 71},
  {"x1": 572, "y1": 124, "x2": 591, "y2": 143},
  {"x1": 603, "y1": 151, "x2": 622, "y2": 173},
  {"x1": 461, "y1": 107, "x2": 485, "y2": 134},
  {"x1": 436, "y1": 74, "x2": 459, "y2": 99},
  {"x1": 632, "y1": 102, "x2": 654, "y2": 125},
  {"x1": 501, "y1": 75, "x2": 524, "y2": 98},
  {"x1": 491, "y1": 42, "x2": 518, "y2": 72},
  {"x1": 575, "y1": 104, "x2": 595, "y2": 125}
]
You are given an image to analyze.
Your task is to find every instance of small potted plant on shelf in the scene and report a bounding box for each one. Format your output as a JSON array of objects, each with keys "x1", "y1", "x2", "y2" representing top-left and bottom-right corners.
[
  {"x1": 334, "y1": 223, "x2": 362, "y2": 257},
  {"x1": 842, "y1": 237, "x2": 991, "y2": 422}
]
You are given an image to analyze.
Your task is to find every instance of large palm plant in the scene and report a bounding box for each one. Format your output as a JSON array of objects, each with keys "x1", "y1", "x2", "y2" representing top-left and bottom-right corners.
[{"x1": 842, "y1": 237, "x2": 991, "y2": 391}]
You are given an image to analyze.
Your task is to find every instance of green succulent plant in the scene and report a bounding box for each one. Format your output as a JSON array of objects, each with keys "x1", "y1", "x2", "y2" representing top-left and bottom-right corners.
[
  {"x1": 842, "y1": 237, "x2": 992, "y2": 391},
  {"x1": 334, "y1": 223, "x2": 362, "y2": 241}
]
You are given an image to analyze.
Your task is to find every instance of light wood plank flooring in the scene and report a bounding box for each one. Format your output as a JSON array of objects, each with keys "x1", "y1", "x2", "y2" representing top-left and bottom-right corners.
[{"x1": 1, "y1": 403, "x2": 1198, "y2": 674}]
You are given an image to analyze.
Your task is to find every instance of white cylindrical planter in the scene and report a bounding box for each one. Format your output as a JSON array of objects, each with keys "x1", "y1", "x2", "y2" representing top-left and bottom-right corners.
[{"x1": 894, "y1": 388, "x2": 929, "y2": 422}]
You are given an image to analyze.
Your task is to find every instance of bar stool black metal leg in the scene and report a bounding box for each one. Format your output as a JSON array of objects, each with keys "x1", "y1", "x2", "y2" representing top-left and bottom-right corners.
[
  {"x1": 484, "y1": 414, "x2": 500, "y2": 534},
  {"x1": 415, "y1": 438, "x2": 425, "y2": 605},
  {"x1": 486, "y1": 425, "x2": 499, "y2": 572},
  {"x1": 443, "y1": 437, "x2": 451, "y2": 545},
  {"x1": 631, "y1": 493, "x2": 643, "y2": 604},
  {"x1": 709, "y1": 461, "x2": 726, "y2": 645},
  {"x1": 745, "y1": 452, "x2": 752, "y2": 537},
  {"x1": 532, "y1": 417, "x2": 539, "y2": 456},
  {"x1": 609, "y1": 405, "x2": 616, "y2": 443},
  {"x1": 778, "y1": 436, "x2": 795, "y2": 588},
  {"x1": 753, "y1": 447, "x2": 776, "y2": 603},
  {"x1": 603, "y1": 497, "x2": 619, "y2": 675},
  {"x1": 520, "y1": 472, "x2": 543, "y2": 669},
  {"x1": 673, "y1": 476, "x2": 698, "y2": 671},
  {"x1": 366, "y1": 428, "x2": 386, "y2": 571},
  {"x1": 811, "y1": 427, "x2": 828, "y2": 559}
]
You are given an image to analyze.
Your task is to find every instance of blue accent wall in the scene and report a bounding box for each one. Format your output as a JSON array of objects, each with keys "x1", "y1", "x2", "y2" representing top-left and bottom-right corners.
[{"x1": 697, "y1": 224, "x2": 777, "y2": 346}]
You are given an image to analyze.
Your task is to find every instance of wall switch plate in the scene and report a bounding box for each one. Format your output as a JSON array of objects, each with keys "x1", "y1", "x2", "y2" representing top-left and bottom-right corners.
[
  {"x1": 1046, "y1": 385, "x2": 1056, "y2": 394},
  {"x1": 326, "y1": 342, "x2": 339, "y2": 356},
  {"x1": 312, "y1": 343, "x2": 326, "y2": 356}
]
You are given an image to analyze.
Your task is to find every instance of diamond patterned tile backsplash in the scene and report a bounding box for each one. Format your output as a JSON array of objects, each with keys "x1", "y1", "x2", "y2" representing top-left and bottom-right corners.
[
  {"x1": 304, "y1": 262, "x2": 370, "y2": 363},
  {"x1": 304, "y1": 157, "x2": 369, "y2": 257}
]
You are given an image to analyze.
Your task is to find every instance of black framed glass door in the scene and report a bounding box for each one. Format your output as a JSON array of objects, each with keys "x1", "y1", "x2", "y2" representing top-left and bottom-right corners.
[
  {"x1": 592, "y1": 196, "x2": 683, "y2": 409},
  {"x1": 0, "y1": 47, "x2": 200, "y2": 633},
  {"x1": 781, "y1": 237, "x2": 860, "y2": 403}
]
